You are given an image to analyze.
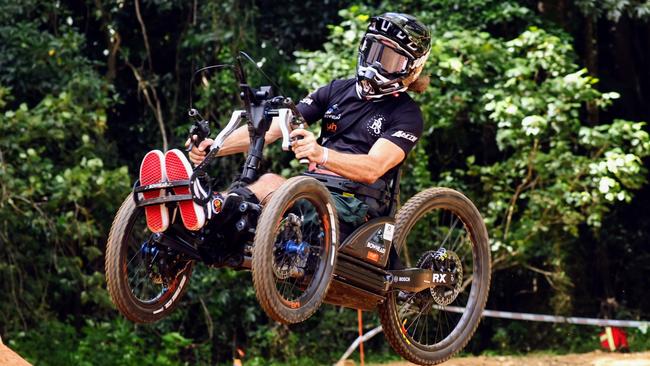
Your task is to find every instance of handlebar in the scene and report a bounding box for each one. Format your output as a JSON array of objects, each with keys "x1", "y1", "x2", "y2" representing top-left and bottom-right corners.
[
  {"x1": 186, "y1": 52, "x2": 311, "y2": 202},
  {"x1": 187, "y1": 55, "x2": 313, "y2": 200},
  {"x1": 186, "y1": 108, "x2": 211, "y2": 153},
  {"x1": 188, "y1": 93, "x2": 308, "y2": 183}
]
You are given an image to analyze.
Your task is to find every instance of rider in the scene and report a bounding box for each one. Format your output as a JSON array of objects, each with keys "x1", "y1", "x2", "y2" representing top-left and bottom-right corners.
[{"x1": 141, "y1": 13, "x2": 431, "y2": 238}]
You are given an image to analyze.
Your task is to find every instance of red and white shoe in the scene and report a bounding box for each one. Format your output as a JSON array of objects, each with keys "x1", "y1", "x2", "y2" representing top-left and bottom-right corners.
[
  {"x1": 139, "y1": 150, "x2": 169, "y2": 233},
  {"x1": 165, "y1": 149, "x2": 206, "y2": 231}
]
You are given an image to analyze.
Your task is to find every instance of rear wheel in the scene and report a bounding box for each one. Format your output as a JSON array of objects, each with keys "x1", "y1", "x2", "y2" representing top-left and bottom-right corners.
[
  {"x1": 378, "y1": 188, "x2": 490, "y2": 365},
  {"x1": 105, "y1": 195, "x2": 193, "y2": 323},
  {"x1": 252, "y1": 176, "x2": 338, "y2": 324}
]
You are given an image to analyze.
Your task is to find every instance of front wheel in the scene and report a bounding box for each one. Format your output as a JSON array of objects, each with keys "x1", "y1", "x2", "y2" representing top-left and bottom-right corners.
[
  {"x1": 252, "y1": 176, "x2": 338, "y2": 324},
  {"x1": 378, "y1": 188, "x2": 491, "y2": 365},
  {"x1": 105, "y1": 194, "x2": 194, "y2": 323}
]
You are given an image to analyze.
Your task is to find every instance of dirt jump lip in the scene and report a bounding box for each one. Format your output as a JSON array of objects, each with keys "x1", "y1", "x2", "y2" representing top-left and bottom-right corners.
[{"x1": 0, "y1": 337, "x2": 32, "y2": 366}]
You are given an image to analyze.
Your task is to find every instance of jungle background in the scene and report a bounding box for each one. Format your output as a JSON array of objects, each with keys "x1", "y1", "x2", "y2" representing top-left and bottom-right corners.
[{"x1": 1, "y1": 0, "x2": 649, "y2": 365}]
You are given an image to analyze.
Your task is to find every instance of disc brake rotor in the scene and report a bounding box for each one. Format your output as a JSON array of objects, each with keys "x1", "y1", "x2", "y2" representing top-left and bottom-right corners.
[{"x1": 417, "y1": 249, "x2": 463, "y2": 306}]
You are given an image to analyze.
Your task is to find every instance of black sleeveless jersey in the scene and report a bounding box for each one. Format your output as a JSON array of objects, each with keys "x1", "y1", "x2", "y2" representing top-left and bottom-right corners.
[{"x1": 296, "y1": 78, "x2": 424, "y2": 180}]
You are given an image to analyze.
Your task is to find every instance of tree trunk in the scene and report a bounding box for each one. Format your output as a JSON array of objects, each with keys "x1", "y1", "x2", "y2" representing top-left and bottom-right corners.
[{"x1": 585, "y1": 14, "x2": 599, "y2": 124}]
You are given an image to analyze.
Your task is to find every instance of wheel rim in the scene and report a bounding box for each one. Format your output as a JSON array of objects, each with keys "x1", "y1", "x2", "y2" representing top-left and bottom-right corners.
[
  {"x1": 122, "y1": 207, "x2": 188, "y2": 306},
  {"x1": 393, "y1": 206, "x2": 479, "y2": 351},
  {"x1": 271, "y1": 195, "x2": 331, "y2": 308}
]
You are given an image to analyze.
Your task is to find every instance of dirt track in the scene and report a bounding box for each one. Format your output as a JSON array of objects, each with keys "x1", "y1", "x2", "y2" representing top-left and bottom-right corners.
[
  {"x1": 3, "y1": 341, "x2": 650, "y2": 366},
  {"x1": 372, "y1": 351, "x2": 650, "y2": 366}
]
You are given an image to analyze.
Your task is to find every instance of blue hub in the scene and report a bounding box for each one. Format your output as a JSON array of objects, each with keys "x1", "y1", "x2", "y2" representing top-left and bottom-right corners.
[
  {"x1": 282, "y1": 239, "x2": 310, "y2": 259},
  {"x1": 140, "y1": 241, "x2": 159, "y2": 257}
]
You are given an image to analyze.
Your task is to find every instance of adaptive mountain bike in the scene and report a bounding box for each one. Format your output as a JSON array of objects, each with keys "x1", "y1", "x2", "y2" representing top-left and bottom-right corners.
[{"x1": 105, "y1": 52, "x2": 491, "y2": 365}]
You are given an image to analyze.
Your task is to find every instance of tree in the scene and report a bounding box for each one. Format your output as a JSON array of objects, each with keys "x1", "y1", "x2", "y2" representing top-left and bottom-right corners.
[{"x1": 0, "y1": 18, "x2": 130, "y2": 333}]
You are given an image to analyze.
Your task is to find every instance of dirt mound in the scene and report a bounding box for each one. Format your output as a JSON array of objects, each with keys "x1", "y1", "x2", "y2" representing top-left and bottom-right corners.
[{"x1": 0, "y1": 338, "x2": 31, "y2": 366}]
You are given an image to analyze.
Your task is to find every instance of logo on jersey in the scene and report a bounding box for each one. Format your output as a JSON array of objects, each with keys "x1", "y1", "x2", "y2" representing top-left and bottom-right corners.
[
  {"x1": 324, "y1": 104, "x2": 341, "y2": 120},
  {"x1": 366, "y1": 115, "x2": 386, "y2": 137},
  {"x1": 392, "y1": 130, "x2": 418, "y2": 142},
  {"x1": 300, "y1": 96, "x2": 314, "y2": 105},
  {"x1": 326, "y1": 122, "x2": 337, "y2": 133}
]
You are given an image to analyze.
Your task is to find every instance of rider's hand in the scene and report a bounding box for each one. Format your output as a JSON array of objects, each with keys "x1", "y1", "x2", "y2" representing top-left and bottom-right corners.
[
  {"x1": 290, "y1": 129, "x2": 324, "y2": 164},
  {"x1": 185, "y1": 135, "x2": 214, "y2": 165}
]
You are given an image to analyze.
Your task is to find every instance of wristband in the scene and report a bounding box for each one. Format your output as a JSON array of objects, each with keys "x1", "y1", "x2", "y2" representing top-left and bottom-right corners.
[{"x1": 319, "y1": 147, "x2": 329, "y2": 166}]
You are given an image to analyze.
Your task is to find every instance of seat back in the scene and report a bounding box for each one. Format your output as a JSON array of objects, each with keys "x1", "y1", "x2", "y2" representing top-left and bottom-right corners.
[{"x1": 385, "y1": 165, "x2": 402, "y2": 217}]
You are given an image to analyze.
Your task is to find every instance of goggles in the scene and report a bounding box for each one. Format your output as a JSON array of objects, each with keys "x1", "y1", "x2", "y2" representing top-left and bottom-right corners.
[{"x1": 359, "y1": 35, "x2": 412, "y2": 75}]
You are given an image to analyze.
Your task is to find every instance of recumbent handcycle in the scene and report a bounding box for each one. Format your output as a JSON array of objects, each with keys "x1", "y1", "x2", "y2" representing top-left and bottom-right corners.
[{"x1": 105, "y1": 53, "x2": 491, "y2": 365}]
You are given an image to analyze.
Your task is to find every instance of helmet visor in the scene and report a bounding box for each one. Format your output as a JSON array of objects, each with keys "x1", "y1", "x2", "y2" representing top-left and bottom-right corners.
[{"x1": 360, "y1": 37, "x2": 410, "y2": 75}]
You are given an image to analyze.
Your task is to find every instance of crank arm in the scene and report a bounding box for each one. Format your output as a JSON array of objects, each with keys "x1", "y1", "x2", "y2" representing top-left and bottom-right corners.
[
  {"x1": 276, "y1": 108, "x2": 294, "y2": 151},
  {"x1": 151, "y1": 232, "x2": 201, "y2": 260},
  {"x1": 276, "y1": 107, "x2": 309, "y2": 164},
  {"x1": 211, "y1": 110, "x2": 246, "y2": 151},
  {"x1": 194, "y1": 110, "x2": 246, "y2": 172},
  {"x1": 388, "y1": 268, "x2": 458, "y2": 293}
]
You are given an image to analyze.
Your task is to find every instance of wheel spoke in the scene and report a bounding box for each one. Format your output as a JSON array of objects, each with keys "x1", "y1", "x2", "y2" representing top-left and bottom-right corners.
[
  {"x1": 439, "y1": 215, "x2": 459, "y2": 249},
  {"x1": 126, "y1": 251, "x2": 140, "y2": 268}
]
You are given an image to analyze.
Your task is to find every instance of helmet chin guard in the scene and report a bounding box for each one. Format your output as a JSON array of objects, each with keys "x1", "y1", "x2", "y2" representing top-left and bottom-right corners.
[
  {"x1": 356, "y1": 65, "x2": 407, "y2": 99},
  {"x1": 356, "y1": 13, "x2": 431, "y2": 99}
]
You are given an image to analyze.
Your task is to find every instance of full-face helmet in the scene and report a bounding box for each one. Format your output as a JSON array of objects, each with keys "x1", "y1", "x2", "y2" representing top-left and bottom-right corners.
[{"x1": 356, "y1": 13, "x2": 431, "y2": 99}]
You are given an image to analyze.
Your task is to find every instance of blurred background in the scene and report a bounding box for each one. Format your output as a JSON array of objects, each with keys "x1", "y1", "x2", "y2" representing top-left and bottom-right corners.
[{"x1": 0, "y1": 0, "x2": 649, "y2": 365}]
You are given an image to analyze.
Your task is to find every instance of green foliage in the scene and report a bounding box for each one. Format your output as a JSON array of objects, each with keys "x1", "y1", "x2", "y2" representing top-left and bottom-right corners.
[
  {"x1": 0, "y1": 1, "x2": 96, "y2": 105},
  {"x1": 0, "y1": 8, "x2": 130, "y2": 333},
  {"x1": 391, "y1": 0, "x2": 534, "y2": 31},
  {"x1": 292, "y1": 6, "x2": 371, "y2": 91},
  {"x1": 0, "y1": 78, "x2": 130, "y2": 329},
  {"x1": 576, "y1": 0, "x2": 650, "y2": 21},
  {"x1": 10, "y1": 318, "x2": 191, "y2": 366},
  {"x1": 433, "y1": 27, "x2": 649, "y2": 310},
  {"x1": 488, "y1": 320, "x2": 598, "y2": 354},
  {"x1": 629, "y1": 327, "x2": 650, "y2": 351}
]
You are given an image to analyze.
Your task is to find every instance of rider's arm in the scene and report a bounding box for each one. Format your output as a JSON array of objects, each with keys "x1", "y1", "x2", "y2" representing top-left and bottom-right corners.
[
  {"x1": 216, "y1": 119, "x2": 283, "y2": 155},
  {"x1": 295, "y1": 82, "x2": 333, "y2": 124},
  {"x1": 290, "y1": 129, "x2": 405, "y2": 184},
  {"x1": 321, "y1": 138, "x2": 405, "y2": 184},
  {"x1": 290, "y1": 100, "x2": 424, "y2": 184},
  {"x1": 188, "y1": 83, "x2": 332, "y2": 164}
]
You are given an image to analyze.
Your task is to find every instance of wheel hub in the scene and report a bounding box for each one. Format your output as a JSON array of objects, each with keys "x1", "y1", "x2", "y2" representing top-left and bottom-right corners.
[
  {"x1": 274, "y1": 239, "x2": 311, "y2": 279},
  {"x1": 273, "y1": 214, "x2": 311, "y2": 280},
  {"x1": 140, "y1": 235, "x2": 190, "y2": 286},
  {"x1": 283, "y1": 239, "x2": 311, "y2": 259}
]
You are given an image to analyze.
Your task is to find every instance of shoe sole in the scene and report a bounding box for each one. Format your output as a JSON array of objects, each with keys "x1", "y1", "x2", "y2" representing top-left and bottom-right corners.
[
  {"x1": 165, "y1": 149, "x2": 205, "y2": 231},
  {"x1": 139, "y1": 150, "x2": 169, "y2": 233}
]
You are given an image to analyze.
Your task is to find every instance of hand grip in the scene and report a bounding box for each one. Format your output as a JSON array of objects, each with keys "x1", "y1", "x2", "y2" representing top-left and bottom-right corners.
[
  {"x1": 186, "y1": 120, "x2": 211, "y2": 153},
  {"x1": 292, "y1": 124, "x2": 310, "y2": 165}
]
